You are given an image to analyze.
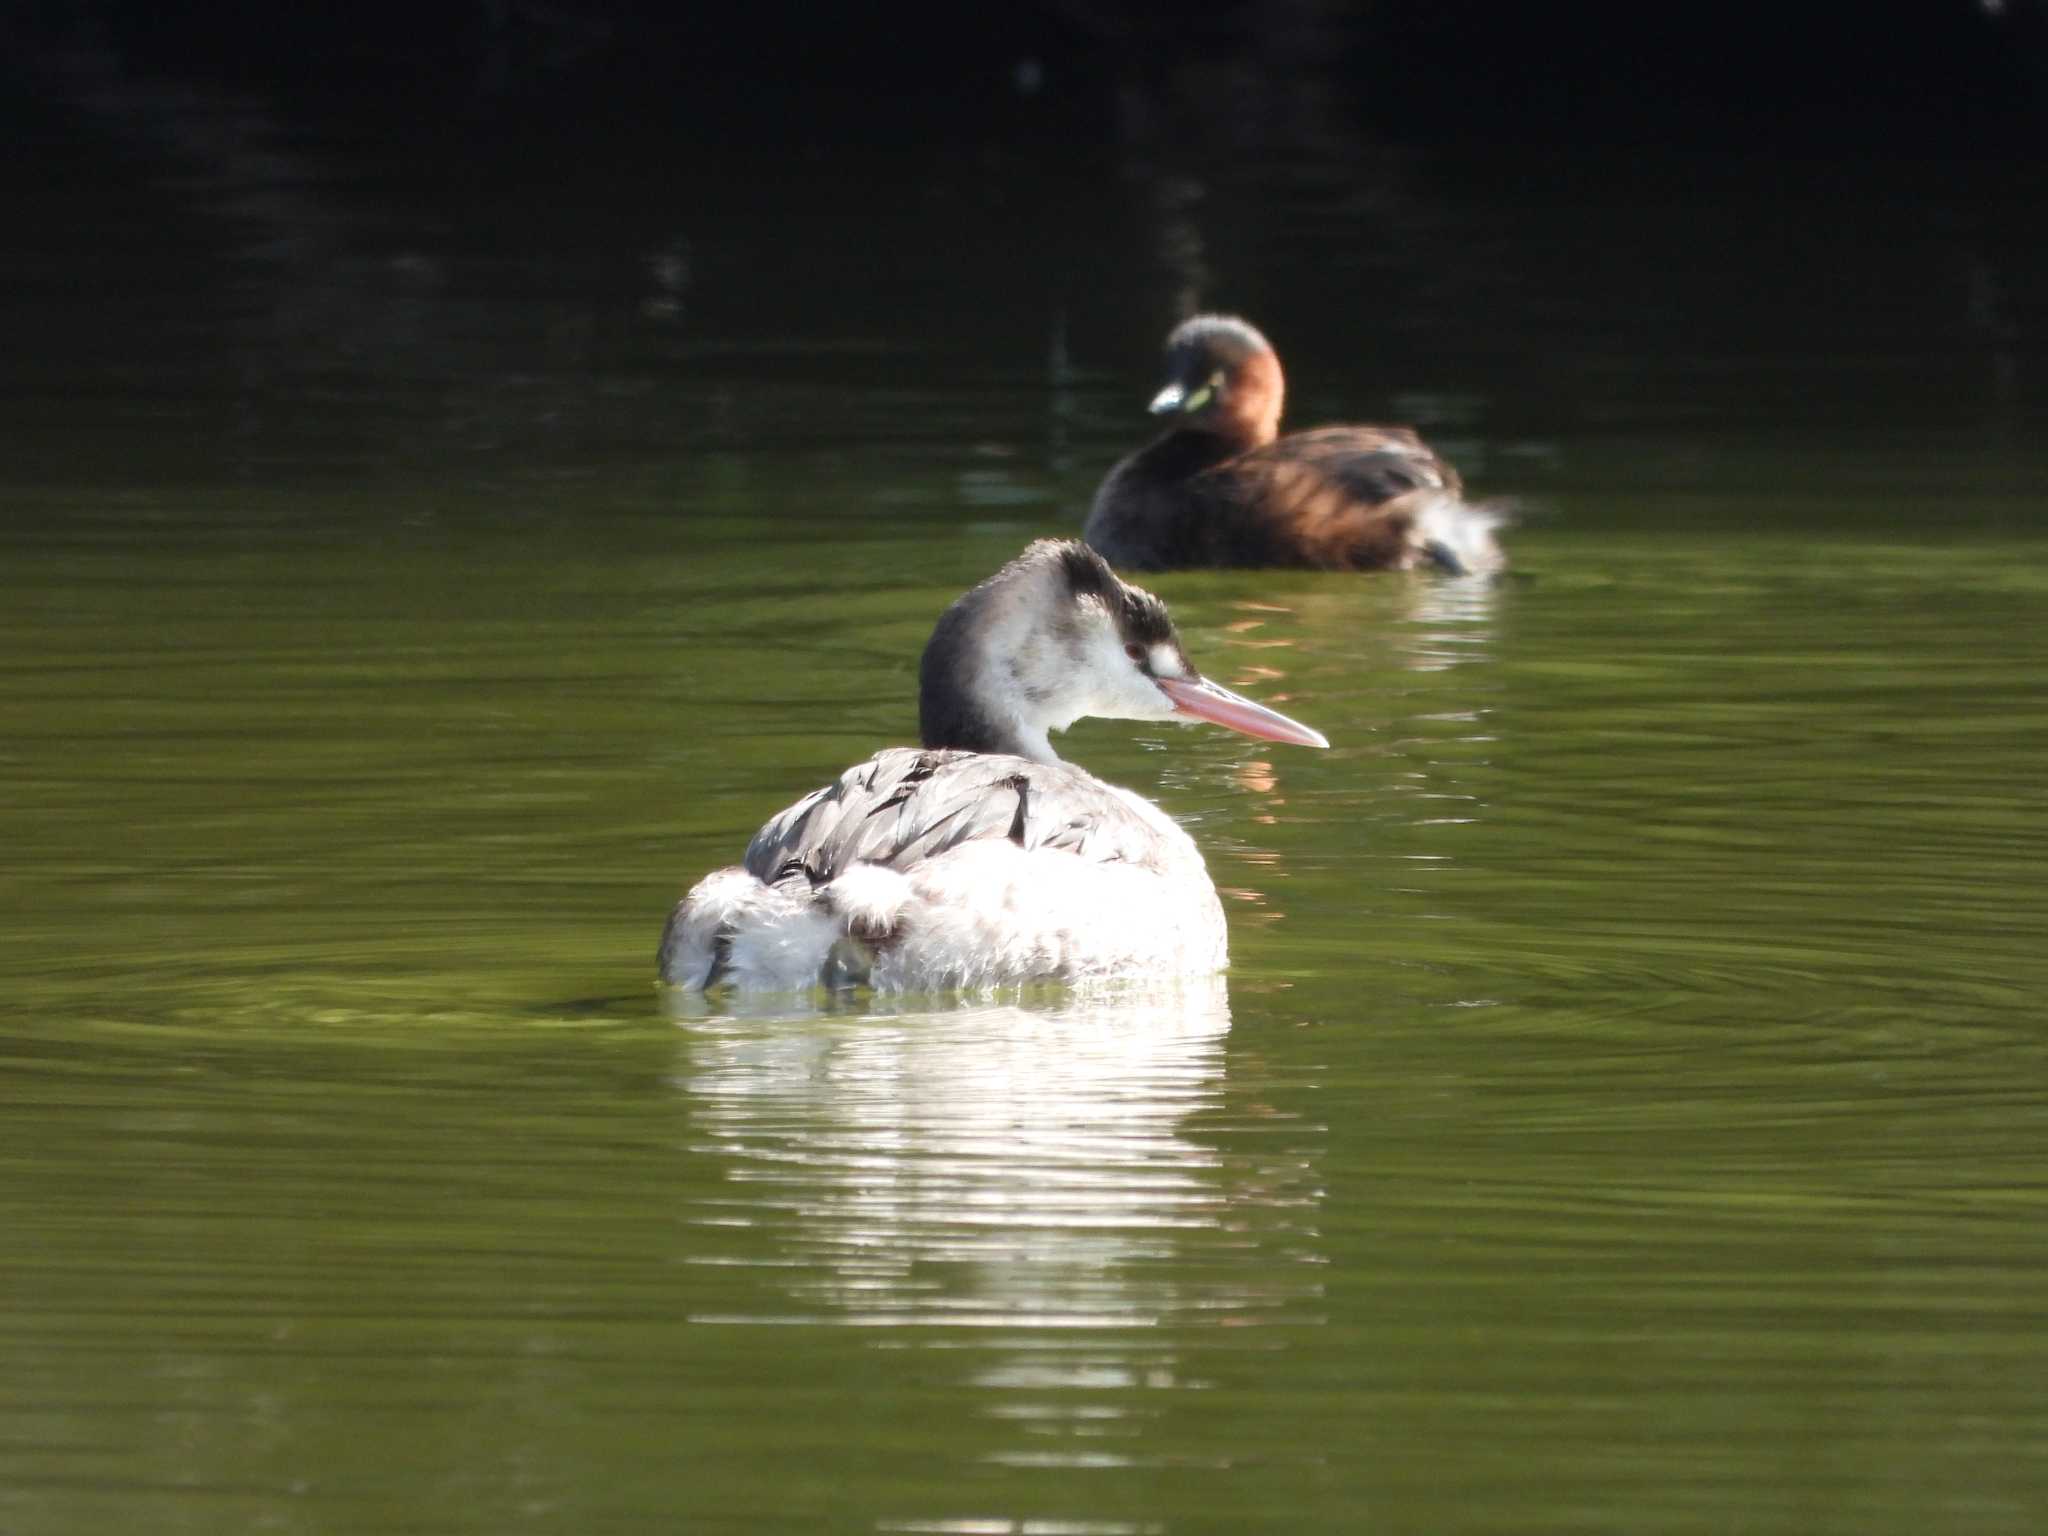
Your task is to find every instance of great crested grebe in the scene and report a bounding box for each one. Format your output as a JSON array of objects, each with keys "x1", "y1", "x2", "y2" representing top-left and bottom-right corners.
[
  {"x1": 1085, "y1": 314, "x2": 1507, "y2": 575},
  {"x1": 658, "y1": 539, "x2": 1327, "y2": 993}
]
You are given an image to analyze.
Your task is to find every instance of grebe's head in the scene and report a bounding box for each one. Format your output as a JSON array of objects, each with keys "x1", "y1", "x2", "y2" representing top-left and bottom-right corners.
[
  {"x1": 919, "y1": 540, "x2": 1327, "y2": 763},
  {"x1": 1147, "y1": 314, "x2": 1285, "y2": 447}
]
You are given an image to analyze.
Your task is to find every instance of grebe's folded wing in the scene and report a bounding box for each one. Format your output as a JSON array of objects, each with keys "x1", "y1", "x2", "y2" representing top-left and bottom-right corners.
[
  {"x1": 743, "y1": 747, "x2": 1177, "y2": 890},
  {"x1": 1185, "y1": 427, "x2": 1483, "y2": 570},
  {"x1": 1232, "y1": 426, "x2": 1459, "y2": 501}
]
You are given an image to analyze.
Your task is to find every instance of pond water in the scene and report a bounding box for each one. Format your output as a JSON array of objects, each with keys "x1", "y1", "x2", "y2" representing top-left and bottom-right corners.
[{"x1": 2, "y1": 85, "x2": 2046, "y2": 1534}]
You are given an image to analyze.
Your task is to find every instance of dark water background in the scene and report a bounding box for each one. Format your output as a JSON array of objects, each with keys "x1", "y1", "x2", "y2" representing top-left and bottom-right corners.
[{"x1": 4, "y1": 11, "x2": 2047, "y2": 1532}]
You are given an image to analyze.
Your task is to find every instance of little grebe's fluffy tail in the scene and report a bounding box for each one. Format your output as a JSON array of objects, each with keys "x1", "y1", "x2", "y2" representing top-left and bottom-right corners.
[{"x1": 1413, "y1": 492, "x2": 1512, "y2": 577}]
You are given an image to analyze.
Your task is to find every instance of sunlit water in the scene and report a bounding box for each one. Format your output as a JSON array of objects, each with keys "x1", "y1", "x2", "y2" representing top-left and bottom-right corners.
[{"x1": 3, "y1": 94, "x2": 2047, "y2": 1534}]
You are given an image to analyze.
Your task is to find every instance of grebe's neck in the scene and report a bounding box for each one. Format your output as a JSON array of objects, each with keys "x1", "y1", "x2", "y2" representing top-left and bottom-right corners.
[
  {"x1": 918, "y1": 675, "x2": 1055, "y2": 763},
  {"x1": 917, "y1": 569, "x2": 1063, "y2": 764},
  {"x1": 1224, "y1": 347, "x2": 1285, "y2": 448}
]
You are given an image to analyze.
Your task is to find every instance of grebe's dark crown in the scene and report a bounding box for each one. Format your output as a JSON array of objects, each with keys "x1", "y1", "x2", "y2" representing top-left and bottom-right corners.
[
  {"x1": 1164, "y1": 314, "x2": 1273, "y2": 368},
  {"x1": 1054, "y1": 541, "x2": 1178, "y2": 651}
]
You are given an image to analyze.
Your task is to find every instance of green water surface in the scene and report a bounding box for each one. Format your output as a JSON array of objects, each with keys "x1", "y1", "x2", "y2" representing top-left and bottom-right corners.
[{"x1": 2, "y1": 125, "x2": 2046, "y2": 1534}]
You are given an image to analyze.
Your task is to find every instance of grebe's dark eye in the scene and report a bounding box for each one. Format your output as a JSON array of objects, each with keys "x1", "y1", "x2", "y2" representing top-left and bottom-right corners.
[{"x1": 1125, "y1": 642, "x2": 1146, "y2": 664}]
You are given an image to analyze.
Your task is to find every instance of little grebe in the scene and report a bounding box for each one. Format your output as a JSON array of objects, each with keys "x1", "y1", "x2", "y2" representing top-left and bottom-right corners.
[{"x1": 1084, "y1": 315, "x2": 1506, "y2": 575}]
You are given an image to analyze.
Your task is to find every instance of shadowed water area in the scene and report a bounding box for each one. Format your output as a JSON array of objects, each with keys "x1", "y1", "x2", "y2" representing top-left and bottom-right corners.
[{"x1": 3, "y1": 52, "x2": 2048, "y2": 1535}]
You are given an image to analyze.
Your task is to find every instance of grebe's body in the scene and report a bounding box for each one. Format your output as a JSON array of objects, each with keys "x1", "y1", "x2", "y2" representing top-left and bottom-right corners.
[
  {"x1": 1085, "y1": 315, "x2": 1506, "y2": 576},
  {"x1": 658, "y1": 541, "x2": 1325, "y2": 994},
  {"x1": 663, "y1": 747, "x2": 1225, "y2": 991}
]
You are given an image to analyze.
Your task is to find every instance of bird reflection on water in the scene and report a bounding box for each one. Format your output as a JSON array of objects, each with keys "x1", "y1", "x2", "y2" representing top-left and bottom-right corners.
[{"x1": 670, "y1": 981, "x2": 1326, "y2": 1468}]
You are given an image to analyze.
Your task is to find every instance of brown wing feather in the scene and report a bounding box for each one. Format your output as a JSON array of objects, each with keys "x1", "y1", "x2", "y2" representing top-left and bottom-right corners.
[
  {"x1": 1254, "y1": 427, "x2": 1462, "y2": 497},
  {"x1": 1188, "y1": 427, "x2": 1461, "y2": 570}
]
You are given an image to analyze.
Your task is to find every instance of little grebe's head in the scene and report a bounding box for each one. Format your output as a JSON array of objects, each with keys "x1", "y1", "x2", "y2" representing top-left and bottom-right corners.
[{"x1": 1146, "y1": 315, "x2": 1285, "y2": 447}]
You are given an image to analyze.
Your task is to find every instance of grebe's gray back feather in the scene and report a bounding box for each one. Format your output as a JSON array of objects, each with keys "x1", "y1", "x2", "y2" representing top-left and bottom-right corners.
[{"x1": 745, "y1": 747, "x2": 1177, "y2": 892}]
